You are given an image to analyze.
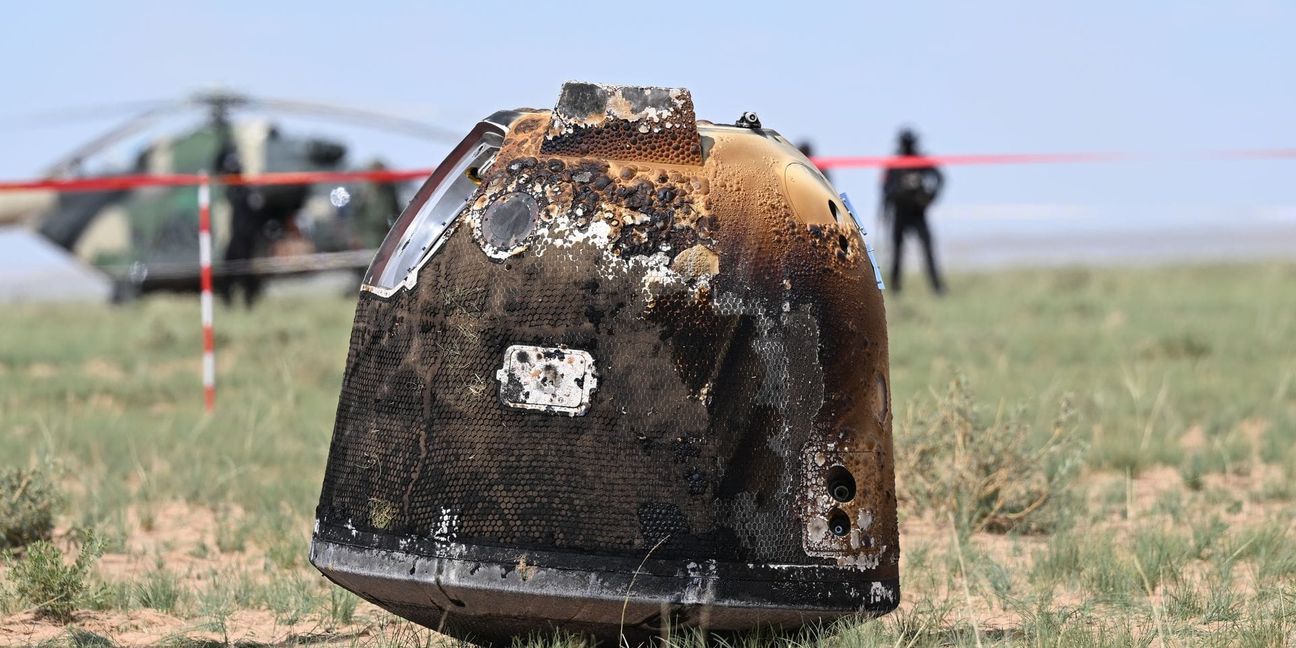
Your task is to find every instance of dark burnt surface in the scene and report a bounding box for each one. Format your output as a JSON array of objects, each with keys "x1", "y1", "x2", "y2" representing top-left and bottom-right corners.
[
  {"x1": 319, "y1": 227, "x2": 810, "y2": 562},
  {"x1": 317, "y1": 118, "x2": 896, "y2": 574}
]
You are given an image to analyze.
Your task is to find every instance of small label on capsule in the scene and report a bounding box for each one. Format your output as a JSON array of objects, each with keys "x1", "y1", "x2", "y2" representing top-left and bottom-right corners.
[{"x1": 495, "y1": 345, "x2": 599, "y2": 416}]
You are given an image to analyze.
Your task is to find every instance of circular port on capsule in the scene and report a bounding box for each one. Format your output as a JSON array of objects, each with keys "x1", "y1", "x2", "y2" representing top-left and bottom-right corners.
[
  {"x1": 481, "y1": 192, "x2": 539, "y2": 252},
  {"x1": 828, "y1": 508, "x2": 851, "y2": 537},
  {"x1": 826, "y1": 465, "x2": 856, "y2": 503}
]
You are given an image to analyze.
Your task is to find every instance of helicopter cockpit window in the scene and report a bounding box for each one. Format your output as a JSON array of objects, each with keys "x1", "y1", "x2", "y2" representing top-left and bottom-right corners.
[{"x1": 361, "y1": 114, "x2": 514, "y2": 297}]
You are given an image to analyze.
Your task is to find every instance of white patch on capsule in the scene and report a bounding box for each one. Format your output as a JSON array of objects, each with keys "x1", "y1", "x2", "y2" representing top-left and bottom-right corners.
[
  {"x1": 858, "y1": 509, "x2": 874, "y2": 531},
  {"x1": 495, "y1": 345, "x2": 598, "y2": 416}
]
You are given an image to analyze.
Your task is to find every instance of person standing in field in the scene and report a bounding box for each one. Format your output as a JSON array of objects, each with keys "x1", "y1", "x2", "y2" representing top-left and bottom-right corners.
[{"x1": 881, "y1": 128, "x2": 946, "y2": 294}]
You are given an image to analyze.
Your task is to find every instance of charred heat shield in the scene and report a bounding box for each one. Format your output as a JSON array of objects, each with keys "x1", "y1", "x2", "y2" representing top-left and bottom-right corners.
[{"x1": 312, "y1": 82, "x2": 898, "y2": 646}]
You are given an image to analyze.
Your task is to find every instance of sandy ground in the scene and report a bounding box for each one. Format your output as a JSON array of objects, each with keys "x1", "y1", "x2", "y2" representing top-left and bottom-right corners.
[
  {"x1": 885, "y1": 461, "x2": 1286, "y2": 636},
  {"x1": 1, "y1": 463, "x2": 1288, "y2": 646},
  {"x1": 0, "y1": 502, "x2": 387, "y2": 647},
  {"x1": 0, "y1": 608, "x2": 375, "y2": 647}
]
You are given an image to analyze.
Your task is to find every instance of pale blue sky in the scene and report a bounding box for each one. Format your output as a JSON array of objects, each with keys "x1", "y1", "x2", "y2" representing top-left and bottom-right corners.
[{"x1": 2, "y1": 1, "x2": 1292, "y2": 211}]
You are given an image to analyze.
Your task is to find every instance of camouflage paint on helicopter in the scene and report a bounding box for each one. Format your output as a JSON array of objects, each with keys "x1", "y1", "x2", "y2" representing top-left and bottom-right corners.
[
  {"x1": 33, "y1": 120, "x2": 394, "y2": 287},
  {"x1": 312, "y1": 83, "x2": 899, "y2": 646}
]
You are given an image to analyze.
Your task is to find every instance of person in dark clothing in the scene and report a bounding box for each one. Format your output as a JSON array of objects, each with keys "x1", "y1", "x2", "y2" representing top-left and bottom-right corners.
[
  {"x1": 212, "y1": 119, "x2": 267, "y2": 307},
  {"x1": 881, "y1": 128, "x2": 945, "y2": 294}
]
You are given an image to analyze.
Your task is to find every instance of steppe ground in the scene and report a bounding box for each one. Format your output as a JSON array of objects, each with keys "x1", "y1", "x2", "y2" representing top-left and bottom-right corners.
[{"x1": 1, "y1": 262, "x2": 1294, "y2": 647}]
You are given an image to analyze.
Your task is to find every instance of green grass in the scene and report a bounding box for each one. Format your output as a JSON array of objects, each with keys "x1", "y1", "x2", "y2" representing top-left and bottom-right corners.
[
  {"x1": 0, "y1": 295, "x2": 351, "y2": 539},
  {"x1": 0, "y1": 262, "x2": 1294, "y2": 646},
  {"x1": 3, "y1": 533, "x2": 103, "y2": 622},
  {"x1": 0, "y1": 463, "x2": 62, "y2": 549},
  {"x1": 888, "y1": 263, "x2": 1296, "y2": 474},
  {"x1": 133, "y1": 567, "x2": 185, "y2": 613}
]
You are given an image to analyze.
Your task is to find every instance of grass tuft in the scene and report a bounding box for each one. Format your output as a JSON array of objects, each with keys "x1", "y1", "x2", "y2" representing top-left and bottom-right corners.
[
  {"x1": 34, "y1": 627, "x2": 119, "y2": 648},
  {"x1": 327, "y1": 588, "x2": 359, "y2": 626},
  {"x1": 3, "y1": 532, "x2": 104, "y2": 622},
  {"x1": 897, "y1": 375, "x2": 1084, "y2": 535},
  {"x1": 0, "y1": 464, "x2": 63, "y2": 550},
  {"x1": 134, "y1": 566, "x2": 185, "y2": 613}
]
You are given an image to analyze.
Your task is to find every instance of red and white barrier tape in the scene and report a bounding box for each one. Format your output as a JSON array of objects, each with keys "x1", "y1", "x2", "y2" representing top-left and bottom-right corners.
[
  {"x1": 197, "y1": 175, "x2": 215, "y2": 412},
  {"x1": 0, "y1": 147, "x2": 1292, "y2": 194},
  {"x1": 814, "y1": 148, "x2": 1296, "y2": 169},
  {"x1": 0, "y1": 168, "x2": 431, "y2": 193},
  {"x1": 813, "y1": 152, "x2": 1134, "y2": 169}
]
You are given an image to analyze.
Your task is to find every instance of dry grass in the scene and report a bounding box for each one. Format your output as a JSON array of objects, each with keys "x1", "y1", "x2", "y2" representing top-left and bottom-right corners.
[
  {"x1": 0, "y1": 465, "x2": 62, "y2": 550},
  {"x1": 896, "y1": 374, "x2": 1084, "y2": 535}
]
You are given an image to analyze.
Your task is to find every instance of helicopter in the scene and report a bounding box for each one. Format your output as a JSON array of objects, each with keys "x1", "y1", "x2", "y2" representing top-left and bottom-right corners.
[{"x1": 0, "y1": 90, "x2": 458, "y2": 302}]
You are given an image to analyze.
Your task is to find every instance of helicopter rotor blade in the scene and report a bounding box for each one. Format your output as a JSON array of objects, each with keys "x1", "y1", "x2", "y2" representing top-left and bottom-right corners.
[
  {"x1": 26, "y1": 89, "x2": 459, "y2": 177},
  {"x1": 42, "y1": 102, "x2": 191, "y2": 177},
  {"x1": 246, "y1": 97, "x2": 461, "y2": 143},
  {"x1": 0, "y1": 99, "x2": 174, "y2": 129}
]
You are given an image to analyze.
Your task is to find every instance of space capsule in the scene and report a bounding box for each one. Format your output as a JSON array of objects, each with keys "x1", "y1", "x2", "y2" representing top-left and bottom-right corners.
[{"x1": 311, "y1": 82, "x2": 899, "y2": 646}]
